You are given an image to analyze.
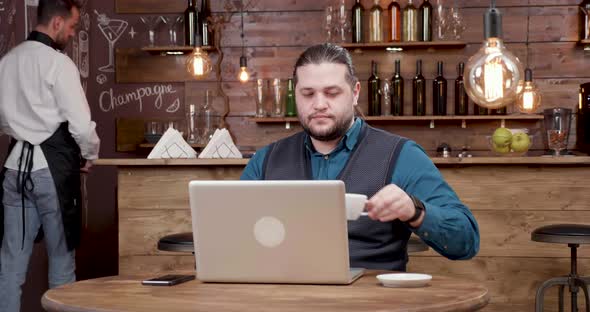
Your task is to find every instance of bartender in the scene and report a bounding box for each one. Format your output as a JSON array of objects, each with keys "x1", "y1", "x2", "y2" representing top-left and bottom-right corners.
[{"x1": 0, "y1": 1, "x2": 100, "y2": 312}]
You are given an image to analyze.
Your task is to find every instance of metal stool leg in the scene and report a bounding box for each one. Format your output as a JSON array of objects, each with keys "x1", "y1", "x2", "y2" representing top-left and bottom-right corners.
[
  {"x1": 559, "y1": 285, "x2": 565, "y2": 312},
  {"x1": 574, "y1": 278, "x2": 590, "y2": 312},
  {"x1": 536, "y1": 277, "x2": 569, "y2": 312}
]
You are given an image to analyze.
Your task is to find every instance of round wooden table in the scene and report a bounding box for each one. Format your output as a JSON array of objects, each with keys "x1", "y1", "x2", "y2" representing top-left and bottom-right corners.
[{"x1": 42, "y1": 271, "x2": 489, "y2": 312}]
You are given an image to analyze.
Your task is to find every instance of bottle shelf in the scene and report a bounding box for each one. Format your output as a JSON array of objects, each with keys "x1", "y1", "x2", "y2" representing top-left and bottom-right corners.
[
  {"x1": 340, "y1": 41, "x2": 466, "y2": 52},
  {"x1": 250, "y1": 114, "x2": 543, "y2": 129},
  {"x1": 140, "y1": 45, "x2": 215, "y2": 55}
]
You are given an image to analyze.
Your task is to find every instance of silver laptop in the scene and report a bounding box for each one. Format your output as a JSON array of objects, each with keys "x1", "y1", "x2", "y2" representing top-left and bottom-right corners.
[{"x1": 188, "y1": 180, "x2": 364, "y2": 284}]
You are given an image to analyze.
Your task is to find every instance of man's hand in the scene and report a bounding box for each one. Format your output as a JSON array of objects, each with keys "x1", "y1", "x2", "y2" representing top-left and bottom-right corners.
[
  {"x1": 80, "y1": 159, "x2": 93, "y2": 173},
  {"x1": 365, "y1": 184, "x2": 416, "y2": 223}
]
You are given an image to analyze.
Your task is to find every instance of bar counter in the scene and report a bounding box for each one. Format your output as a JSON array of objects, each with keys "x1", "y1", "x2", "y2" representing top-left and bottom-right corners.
[{"x1": 96, "y1": 156, "x2": 590, "y2": 311}]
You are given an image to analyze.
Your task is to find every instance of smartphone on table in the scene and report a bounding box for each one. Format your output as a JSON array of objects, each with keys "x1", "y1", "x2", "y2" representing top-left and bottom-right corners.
[{"x1": 141, "y1": 274, "x2": 195, "y2": 286}]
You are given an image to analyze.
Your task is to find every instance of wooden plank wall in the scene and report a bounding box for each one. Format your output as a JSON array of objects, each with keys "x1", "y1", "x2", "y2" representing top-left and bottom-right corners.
[
  {"x1": 118, "y1": 164, "x2": 590, "y2": 311},
  {"x1": 116, "y1": 0, "x2": 589, "y2": 154}
]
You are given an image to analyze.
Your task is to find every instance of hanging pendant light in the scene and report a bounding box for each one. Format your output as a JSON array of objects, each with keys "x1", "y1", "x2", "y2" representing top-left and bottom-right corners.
[
  {"x1": 238, "y1": 0, "x2": 250, "y2": 83},
  {"x1": 464, "y1": 0, "x2": 524, "y2": 109},
  {"x1": 186, "y1": 46, "x2": 213, "y2": 79},
  {"x1": 516, "y1": 68, "x2": 541, "y2": 113}
]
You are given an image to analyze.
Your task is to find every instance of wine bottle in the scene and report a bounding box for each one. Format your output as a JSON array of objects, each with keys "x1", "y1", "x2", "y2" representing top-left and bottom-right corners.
[
  {"x1": 454, "y1": 62, "x2": 469, "y2": 116},
  {"x1": 201, "y1": 0, "x2": 212, "y2": 46},
  {"x1": 391, "y1": 59, "x2": 404, "y2": 116},
  {"x1": 475, "y1": 104, "x2": 489, "y2": 115},
  {"x1": 412, "y1": 60, "x2": 426, "y2": 116},
  {"x1": 419, "y1": 0, "x2": 433, "y2": 41},
  {"x1": 194, "y1": 1, "x2": 202, "y2": 46},
  {"x1": 369, "y1": 0, "x2": 383, "y2": 43},
  {"x1": 285, "y1": 78, "x2": 297, "y2": 117},
  {"x1": 388, "y1": 0, "x2": 402, "y2": 42},
  {"x1": 402, "y1": 0, "x2": 419, "y2": 42},
  {"x1": 492, "y1": 107, "x2": 507, "y2": 115},
  {"x1": 184, "y1": 0, "x2": 198, "y2": 46},
  {"x1": 433, "y1": 61, "x2": 447, "y2": 115},
  {"x1": 368, "y1": 61, "x2": 382, "y2": 116},
  {"x1": 352, "y1": 0, "x2": 364, "y2": 43}
]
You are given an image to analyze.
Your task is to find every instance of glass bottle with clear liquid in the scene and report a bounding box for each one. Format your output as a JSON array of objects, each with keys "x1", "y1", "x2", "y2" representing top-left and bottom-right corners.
[
  {"x1": 352, "y1": 0, "x2": 365, "y2": 43},
  {"x1": 369, "y1": 0, "x2": 384, "y2": 42},
  {"x1": 403, "y1": 0, "x2": 419, "y2": 42}
]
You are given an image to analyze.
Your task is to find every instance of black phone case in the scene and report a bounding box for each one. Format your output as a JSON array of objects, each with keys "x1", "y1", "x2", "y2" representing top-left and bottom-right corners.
[{"x1": 141, "y1": 274, "x2": 195, "y2": 286}]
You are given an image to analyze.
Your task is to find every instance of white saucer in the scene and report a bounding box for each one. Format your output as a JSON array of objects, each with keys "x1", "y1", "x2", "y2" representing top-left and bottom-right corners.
[{"x1": 376, "y1": 273, "x2": 432, "y2": 288}]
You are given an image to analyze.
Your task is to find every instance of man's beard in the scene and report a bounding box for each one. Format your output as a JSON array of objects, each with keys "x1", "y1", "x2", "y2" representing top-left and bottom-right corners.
[
  {"x1": 54, "y1": 33, "x2": 68, "y2": 51},
  {"x1": 300, "y1": 114, "x2": 352, "y2": 142}
]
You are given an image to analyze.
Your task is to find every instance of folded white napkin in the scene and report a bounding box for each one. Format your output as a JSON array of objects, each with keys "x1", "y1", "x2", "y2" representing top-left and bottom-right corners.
[
  {"x1": 147, "y1": 127, "x2": 197, "y2": 159},
  {"x1": 198, "y1": 128, "x2": 242, "y2": 159}
]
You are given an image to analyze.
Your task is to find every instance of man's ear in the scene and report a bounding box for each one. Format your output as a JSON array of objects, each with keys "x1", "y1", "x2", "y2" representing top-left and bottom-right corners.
[
  {"x1": 50, "y1": 15, "x2": 65, "y2": 33},
  {"x1": 352, "y1": 81, "x2": 361, "y2": 107}
]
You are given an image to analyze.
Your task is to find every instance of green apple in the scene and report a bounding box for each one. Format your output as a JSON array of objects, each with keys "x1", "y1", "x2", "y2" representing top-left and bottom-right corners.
[
  {"x1": 511, "y1": 133, "x2": 531, "y2": 153},
  {"x1": 492, "y1": 127, "x2": 512, "y2": 147},
  {"x1": 492, "y1": 142, "x2": 510, "y2": 153}
]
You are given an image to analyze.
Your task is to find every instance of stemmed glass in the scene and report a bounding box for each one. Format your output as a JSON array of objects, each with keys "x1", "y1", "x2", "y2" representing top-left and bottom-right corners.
[
  {"x1": 140, "y1": 16, "x2": 161, "y2": 47},
  {"x1": 323, "y1": 6, "x2": 335, "y2": 43},
  {"x1": 447, "y1": 3, "x2": 465, "y2": 40},
  {"x1": 547, "y1": 130, "x2": 568, "y2": 156},
  {"x1": 381, "y1": 80, "x2": 391, "y2": 116},
  {"x1": 334, "y1": 0, "x2": 350, "y2": 43},
  {"x1": 160, "y1": 15, "x2": 183, "y2": 46},
  {"x1": 434, "y1": 0, "x2": 448, "y2": 40}
]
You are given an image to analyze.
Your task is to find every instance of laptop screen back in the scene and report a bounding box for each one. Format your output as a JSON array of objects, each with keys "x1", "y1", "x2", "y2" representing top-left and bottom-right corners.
[{"x1": 189, "y1": 180, "x2": 353, "y2": 284}]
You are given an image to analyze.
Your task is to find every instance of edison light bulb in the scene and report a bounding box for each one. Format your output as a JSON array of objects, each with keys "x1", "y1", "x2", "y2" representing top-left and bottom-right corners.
[
  {"x1": 238, "y1": 55, "x2": 249, "y2": 83},
  {"x1": 185, "y1": 47, "x2": 212, "y2": 79},
  {"x1": 516, "y1": 68, "x2": 541, "y2": 113},
  {"x1": 464, "y1": 6, "x2": 523, "y2": 109}
]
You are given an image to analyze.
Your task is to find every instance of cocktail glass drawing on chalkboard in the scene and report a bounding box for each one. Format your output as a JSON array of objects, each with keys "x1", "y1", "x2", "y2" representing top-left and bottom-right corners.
[
  {"x1": 140, "y1": 16, "x2": 161, "y2": 47},
  {"x1": 95, "y1": 10, "x2": 128, "y2": 73}
]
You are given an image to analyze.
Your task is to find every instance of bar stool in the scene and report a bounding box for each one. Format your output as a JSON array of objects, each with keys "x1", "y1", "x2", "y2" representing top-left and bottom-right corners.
[
  {"x1": 157, "y1": 232, "x2": 195, "y2": 253},
  {"x1": 531, "y1": 224, "x2": 590, "y2": 312}
]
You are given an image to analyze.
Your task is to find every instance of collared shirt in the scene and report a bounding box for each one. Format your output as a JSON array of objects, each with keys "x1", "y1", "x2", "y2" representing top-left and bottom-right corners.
[
  {"x1": 241, "y1": 118, "x2": 480, "y2": 260},
  {"x1": 0, "y1": 34, "x2": 100, "y2": 171}
]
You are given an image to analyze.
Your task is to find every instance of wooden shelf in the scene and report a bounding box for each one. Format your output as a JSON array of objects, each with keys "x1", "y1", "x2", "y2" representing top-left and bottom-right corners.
[
  {"x1": 581, "y1": 40, "x2": 590, "y2": 44},
  {"x1": 250, "y1": 114, "x2": 543, "y2": 129},
  {"x1": 250, "y1": 114, "x2": 542, "y2": 123},
  {"x1": 141, "y1": 45, "x2": 215, "y2": 55},
  {"x1": 340, "y1": 41, "x2": 466, "y2": 51}
]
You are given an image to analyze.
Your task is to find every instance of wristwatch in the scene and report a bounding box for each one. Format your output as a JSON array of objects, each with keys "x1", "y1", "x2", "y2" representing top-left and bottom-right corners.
[{"x1": 405, "y1": 195, "x2": 425, "y2": 224}]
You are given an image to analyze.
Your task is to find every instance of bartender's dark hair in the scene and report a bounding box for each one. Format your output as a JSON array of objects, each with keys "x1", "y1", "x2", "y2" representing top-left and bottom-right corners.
[
  {"x1": 37, "y1": 0, "x2": 82, "y2": 25},
  {"x1": 293, "y1": 43, "x2": 358, "y2": 88}
]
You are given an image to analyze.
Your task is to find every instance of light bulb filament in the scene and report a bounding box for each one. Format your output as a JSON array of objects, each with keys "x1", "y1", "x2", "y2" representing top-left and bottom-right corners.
[
  {"x1": 484, "y1": 58, "x2": 504, "y2": 101},
  {"x1": 193, "y1": 57, "x2": 204, "y2": 76},
  {"x1": 522, "y1": 90, "x2": 533, "y2": 110}
]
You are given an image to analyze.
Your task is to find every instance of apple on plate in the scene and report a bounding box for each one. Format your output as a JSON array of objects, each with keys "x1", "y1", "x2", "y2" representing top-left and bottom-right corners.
[{"x1": 511, "y1": 133, "x2": 531, "y2": 153}]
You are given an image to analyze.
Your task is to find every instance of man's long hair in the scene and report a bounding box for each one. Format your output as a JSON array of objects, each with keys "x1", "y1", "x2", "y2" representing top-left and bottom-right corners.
[{"x1": 292, "y1": 43, "x2": 359, "y2": 89}]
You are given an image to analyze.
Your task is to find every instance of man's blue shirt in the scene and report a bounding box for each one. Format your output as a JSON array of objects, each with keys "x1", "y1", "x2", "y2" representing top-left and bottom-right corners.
[{"x1": 241, "y1": 118, "x2": 479, "y2": 260}]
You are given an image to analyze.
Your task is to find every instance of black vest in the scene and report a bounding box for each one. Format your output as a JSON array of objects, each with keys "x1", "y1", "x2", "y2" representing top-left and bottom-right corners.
[{"x1": 263, "y1": 122, "x2": 411, "y2": 270}]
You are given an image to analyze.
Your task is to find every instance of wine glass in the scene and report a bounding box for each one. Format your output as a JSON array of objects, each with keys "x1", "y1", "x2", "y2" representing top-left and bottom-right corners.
[
  {"x1": 381, "y1": 79, "x2": 391, "y2": 116},
  {"x1": 323, "y1": 6, "x2": 335, "y2": 43},
  {"x1": 434, "y1": 0, "x2": 448, "y2": 40},
  {"x1": 160, "y1": 15, "x2": 184, "y2": 46},
  {"x1": 140, "y1": 16, "x2": 161, "y2": 47},
  {"x1": 334, "y1": 0, "x2": 350, "y2": 43},
  {"x1": 448, "y1": 6, "x2": 465, "y2": 40},
  {"x1": 547, "y1": 130, "x2": 568, "y2": 156}
]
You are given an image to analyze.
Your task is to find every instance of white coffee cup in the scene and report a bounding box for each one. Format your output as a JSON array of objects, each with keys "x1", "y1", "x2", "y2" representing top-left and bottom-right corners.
[{"x1": 345, "y1": 193, "x2": 367, "y2": 220}]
